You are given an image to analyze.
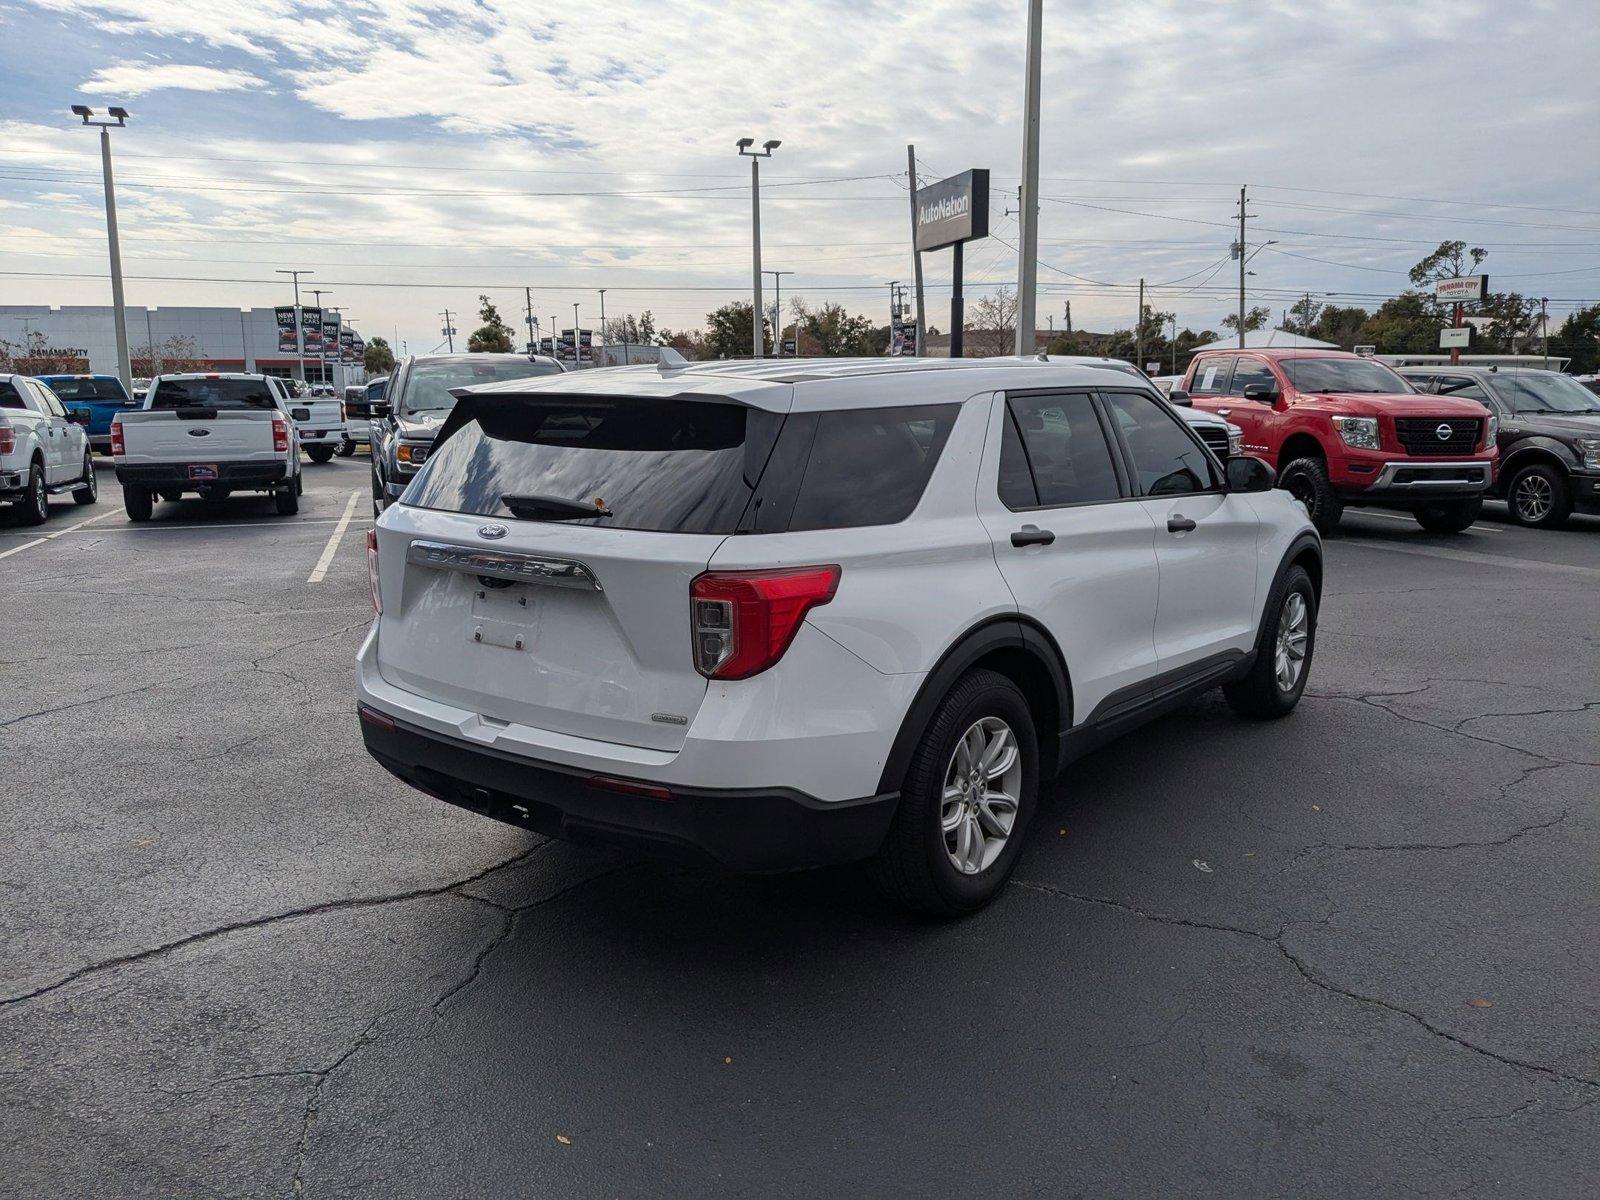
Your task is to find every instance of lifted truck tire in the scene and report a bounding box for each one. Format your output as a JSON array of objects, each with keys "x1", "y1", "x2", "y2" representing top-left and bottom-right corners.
[
  {"x1": 274, "y1": 480, "x2": 299, "y2": 516},
  {"x1": 306, "y1": 445, "x2": 336, "y2": 464},
  {"x1": 866, "y1": 668, "x2": 1039, "y2": 917},
  {"x1": 72, "y1": 453, "x2": 98, "y2": 505},
  {"x1": 1224, "y1": 565, "x2": 1316, "y2": 719},
  {"x1": 1505, "y1": 463, "x2": 1571, "y2": 529},
  {"x1": 336, "y1": 438, "x2": 356, "y2": 458},
  {"x1": 1414, "y1": 496, "x2": 1482, "y2": 533},
  {"x1": 1277, "y1": 457, "x2": 1343, "y2": 534},
  {"x1": 123, "y1": 485, "x2": 153, "y2": 522}
]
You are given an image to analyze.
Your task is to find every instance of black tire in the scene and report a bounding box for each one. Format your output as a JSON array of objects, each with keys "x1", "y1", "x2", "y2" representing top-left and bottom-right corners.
[
  {"x1": 336, "y1": 438, "x2": 356, "y2": 458},
  {"x1": 295, "y1": 470, "x2": 304, "y2": 496},
  {"x1": 1224, "y1": 565, "x2": 1317, "y2": 719},
  {"x1": 159, "y1": 489, "x2": 184, "y2": 503},
  {"x1": 1277, "y1": 457, "x2": 1343, "y2": 534},
  {"x1": 18, "y1": 461, "x2": 48, "y2": 526},
  {"x1": 274, "y1": 481, "x2": 299, "y2": 516},
  {"x1": 866, "y1": 669, "x2": 1039, "y2": 917},
  {"x1": 123, "y1": 485, "x2": 153, "y2": 523},
  {"x1": 72, "y1": 453, "x2": 98, "y2": 505},
  {"x1": 372, "y1": 469, "x2": 385, "y2": 517},
  {"x1": 1414, "y1": 496, "x2": 1482, "y2": 533},
  {"x1": 306, "y1": 445, "x2": 336, "y2": 464},
  {"x1": 1504, "y1": 463, "x2": 1571, "y2": 529}
]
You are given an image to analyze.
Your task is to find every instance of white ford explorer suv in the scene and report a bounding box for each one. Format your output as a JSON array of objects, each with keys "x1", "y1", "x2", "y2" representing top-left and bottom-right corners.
[{"x1": 358, "y1": 356, "x2": 1321, "y2": 914}]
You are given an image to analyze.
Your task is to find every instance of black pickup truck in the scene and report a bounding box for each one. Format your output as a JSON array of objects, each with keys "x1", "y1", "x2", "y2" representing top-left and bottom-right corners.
[{"x1": 1398, "y1": 366, "x2": 1600, "y2": 529}]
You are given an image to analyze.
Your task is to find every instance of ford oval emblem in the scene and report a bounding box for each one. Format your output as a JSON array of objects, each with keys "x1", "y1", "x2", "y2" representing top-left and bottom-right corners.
[{"x1": 478, "y1": 523, "x2": 508, "y2": 540}]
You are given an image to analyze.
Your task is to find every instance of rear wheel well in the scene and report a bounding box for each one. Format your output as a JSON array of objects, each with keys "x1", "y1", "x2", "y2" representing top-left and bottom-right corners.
[
  {"x1": 1291, "y1": 545, "x2": 1323, "y2": 603},
  {"x1": 1501, "y1": 448, "x2": 1567, "y2": 480},
  {"x1": 1279, "y1": 433, "x2": 1325, "y2": 464},
  {"x1": 968, "y1": 643, "x2": 1064, "y2": 775}
]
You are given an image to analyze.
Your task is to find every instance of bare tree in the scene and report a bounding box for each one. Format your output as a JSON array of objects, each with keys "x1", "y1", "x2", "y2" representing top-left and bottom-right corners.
[{"x1": 967, "y1": 288, "x2": 1018, "y2": 358}]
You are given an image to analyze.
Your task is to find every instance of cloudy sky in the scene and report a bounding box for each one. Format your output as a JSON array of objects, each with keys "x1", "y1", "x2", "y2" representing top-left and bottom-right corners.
[{"x1": 1, "y1": 0, "x2": 1597, "y2": 353}]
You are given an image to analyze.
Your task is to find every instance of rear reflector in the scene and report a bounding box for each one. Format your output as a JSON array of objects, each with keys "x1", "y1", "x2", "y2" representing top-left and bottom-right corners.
[
  {"x1": 109, "y1": 419, "x2": 124, "y2": 456},
  {"x1": 357, "y1": 705, "x2": 396, "y2": 732},
  {"x1": 366, "y1": 529, "x2": 382, "y2": 614},
  {"x1": 587, "y1": 775, "x2": 673, "y2": 802}
]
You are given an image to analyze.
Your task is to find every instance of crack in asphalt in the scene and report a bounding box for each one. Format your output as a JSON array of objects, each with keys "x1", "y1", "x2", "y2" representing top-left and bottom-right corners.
[
  {"x1": 290, "y1": 1010, "x2": 391, "y2": 1198},
  {"x1": 0, "y1": 681, "x2": 162, "y2": 729},
  {"x1": 1010, "y1": 878, "x2": 1600, "y2": 1092},
  {"x1": 0, "y1": 843, "x2": 547, "y2": 1010}
]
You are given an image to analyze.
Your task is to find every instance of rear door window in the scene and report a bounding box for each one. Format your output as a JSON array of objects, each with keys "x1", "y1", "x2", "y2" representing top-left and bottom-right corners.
[
  {"x1": 1000, "y1": 392, "x2": 1122, "y2": 509},
  {"x1": 149, "y1": 379, "x2": 277, "y2": 410},
  {"x1": 1189, "y1": 358, "x2": 1232, "y2": 396},
  {"x1": 783, "y1": 404, "x2": 959, "y2": 530},
  {"x1": 1227, "y1": 358, "x2": 1277, "y2": 395},
  {"x1": 0, "y1": 382, "x2": 26, "y2": 410}
]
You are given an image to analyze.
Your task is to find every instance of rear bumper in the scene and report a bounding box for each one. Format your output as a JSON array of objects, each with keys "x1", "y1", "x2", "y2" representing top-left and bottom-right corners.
[
  {"x1": 89, "y1": 434, "x2": 112, "y2": 451},
  {"x1": 360, "y1": 707, "x2": 898, "y2": 872},
  {"x1": 298, "y1": 427, "x2": 341, "y2": 442},
  {"x1": 115, "y1": 460, "x2": 290, "y2": 488}
]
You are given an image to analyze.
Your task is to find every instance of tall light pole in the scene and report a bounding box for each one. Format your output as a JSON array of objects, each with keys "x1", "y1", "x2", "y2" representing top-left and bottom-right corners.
[
  {"x1": 276, "y1": 269, "x2": 312, "y2": 382},
  {"x1": 764, "y1": 270, "x2": 791, "y2": 356},
  {"x1": 1540, "y1": 296, "x2": 1550, "y2": 368},
  {"x1": 1014, "y1": 0, "x2": 1043, "y2": 355},
  {"x1": 573, "y1": 302, "x2": 581, "y2": 368},
  {"x1": 310, "y1": 288, "x2": 332, "y2": 386},
  {"x1": 738, "y1": 137, "x2": 781, "y2": 358},
  {"x1": 72, "y1": 105, "x2": 133, "y2": 393},
  {"x1": 598, "y1": 288, "x2": 608, "y2": 365}
]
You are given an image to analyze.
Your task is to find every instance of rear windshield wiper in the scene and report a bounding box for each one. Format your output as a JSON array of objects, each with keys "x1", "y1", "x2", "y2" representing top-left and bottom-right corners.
[{"x1": 501, "y1": 492, "x2": 613, "y2": 520}]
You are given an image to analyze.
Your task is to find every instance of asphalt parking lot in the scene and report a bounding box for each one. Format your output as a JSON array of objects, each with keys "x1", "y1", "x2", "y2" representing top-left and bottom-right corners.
[{"x1": 3, "y1": 456, "x2": 1597, "y2": 1198}]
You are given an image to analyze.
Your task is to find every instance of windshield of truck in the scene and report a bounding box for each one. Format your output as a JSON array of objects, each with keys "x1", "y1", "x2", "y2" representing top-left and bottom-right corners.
[
  {"x1": 1486, "y1": 372, "x2": 1600, "y2": 415},
  {"x1": 399, "y1": 360, "x2": 560, "y2": 416},
  {"x1": 1280, "y1": 358, "x2": 1414, "y2": 394},
  {"x1": 39, "y1": 376, "x2": 128, "y2": 402},
  {"x1": 149, "y1": 378, "x2": 278, "y2": 410}
]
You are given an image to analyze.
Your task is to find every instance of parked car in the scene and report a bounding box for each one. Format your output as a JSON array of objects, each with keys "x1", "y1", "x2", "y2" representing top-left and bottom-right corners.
[
  {"x1": 111, "y1": 373, "x2": 302, "y2": 521},
  {"x1": 370, "y1": 355, "x2": 562, "y2": 517},
  {"x1": 34, "y1": 373, "x2": 132, "y2": 456},
  {"x1": 1398, "y1": 365, "x2": 1600, "y2": 528},
  {"x1": 357, "y1": 356, "x2": 1320, "y2": 915},
  {"x1": 339, "y1": 376, "x2": 386, "y2": 457},
  {"x1": 0, "y1": 374, "x2": 97, "y2": 524},
  {"x1": 131, "y1": 377, "x2": 151, "y2": 401},
  {"x1": 1183, "y1": 348, "x2": 1497, "y2": 533},
  {"x1": 286, "y1": 388, "x2": 345, "y2": 464}
]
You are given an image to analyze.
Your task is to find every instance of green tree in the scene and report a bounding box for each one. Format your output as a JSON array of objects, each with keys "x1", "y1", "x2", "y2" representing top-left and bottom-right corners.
[
  {"x1": 1550, "y1": 304, "x2": 1600, "y2": 374},
  {"x1": 702, "y1": 301, "x2": 770, "y2": 358},
  {"x1": 1219, "y1": 305, "x2": 1272, "y2": 335},
  {"x1": 363, "y1": 335, "x2": 395, "y2": 375},
  {"x1": 1357, "y1": 293, "x2": 1437, "y2": 352},
  {"x1": 1478, "y1": 292, "x2": 1541, "y2": 354},
  {"x1": 468, "y1": 294, "x2": 515, "y2": 353},
  {"x1": 1310, "y1": 305, "x2": 1370, "y2": 350},
  {"x1": 1408, "y1": 240, "x2": 1487, "y2": 320},
  {"x1": 791, "y1": 299, "x2": 877, "y2": 356},
  {"x1": 1285, "y1": 295, "x2": 1326, "y2": 335}
]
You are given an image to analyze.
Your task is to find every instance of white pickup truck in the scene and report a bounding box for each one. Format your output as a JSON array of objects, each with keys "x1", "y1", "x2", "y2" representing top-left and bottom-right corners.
[
  {"x1": 291, "y1": 384, "x2": 346, "y2": 464},
  {"x1": 0, "y1": 373, "x2": 97, "y2": 524},
  {"x1": 111, "y1": 373, "x2": 303, "y2": 521}
]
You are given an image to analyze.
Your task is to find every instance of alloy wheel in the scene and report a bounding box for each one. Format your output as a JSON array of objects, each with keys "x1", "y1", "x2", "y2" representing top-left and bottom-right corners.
[
  {"x1": 1274, "y1": 591, "x2": 1310, "y2": 692},
  {"x1": 940, "y1": 717, "x2": 1022, "y2": 875},
  {"x1": 1513, "y1": 473, "x2": 1552, "y2": 523}
]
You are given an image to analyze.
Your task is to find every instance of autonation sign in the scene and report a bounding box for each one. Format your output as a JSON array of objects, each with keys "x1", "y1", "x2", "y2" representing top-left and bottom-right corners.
[{"x1": 914, "y1": 168, "x2": 990, "y2": 252}]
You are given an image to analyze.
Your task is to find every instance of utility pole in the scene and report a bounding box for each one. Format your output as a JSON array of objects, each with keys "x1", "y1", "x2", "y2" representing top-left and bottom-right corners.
[
  {"x1": 310, "y1": 288, "x2": 331, "y2": 386},
  {"x1": 439, "y1": 308, "x2": 456, "y2": 353},
  {"x1": 1170, "y1": 314, "x2": 1178, "y2": 375},
  {"x1": 1014, "y1": 0, "x2": 1044, "y2": 355},
  {"x1": 1064, "y1": 299, "x2": 1072, "y2": 335},
  {"x1": 1541, "y1": 296, "x2": 1550, "y2": 369},
  {"x1": 738, "y1": 137, "x2": 781, "y2": 358},
  {"x1": 1136, "y1": 278, "x2": 1145, "y2": 371},
  {"x1": 764, "y1": 270, "x2": 791, "y2": 356},
  {"x1": 276, "y1": 268, "x2": 312, "y2": 382},
  {"x1": 573, "y1": 302, "x2": 581, "y2": 368},
  {"x1": 906, "y1": 145, "x2": 926, "y2": 356},
  {"x1": 525, "y1": 286, "x2": 537, "y2": 356},
  {"x1": 72, "y1": 105, "x2": 133, "y2": 394},
  {"x1": 598, "y1": 288, "x2": 607, "y2": 365},
  {"x1": 1236, "y1": 185, "x2": 1249, "y2": 349}
]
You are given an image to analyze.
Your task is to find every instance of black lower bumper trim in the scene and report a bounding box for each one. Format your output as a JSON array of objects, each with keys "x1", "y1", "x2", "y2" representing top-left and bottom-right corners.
[
  {"x1": 360, "y1": 710, "x2": 899, "y2": 873},
  {"x1": 117, "y1": 461, "x2": 288, "y2": 488}
]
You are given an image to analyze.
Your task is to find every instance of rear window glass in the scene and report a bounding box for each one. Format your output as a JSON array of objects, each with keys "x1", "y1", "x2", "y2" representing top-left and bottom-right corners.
[
  {"x1": 149, "y1": 378, "x2": 277, "y2": 410},
  {"x1": 399, "y1": 360, "x2": 559, "y2": 416},
  {"x1": 40, "y1": 377, "x2": 127, "y2": 402},
  {"x1": 367, "y1": 379, "x2": 387, "y2": 400},
  {"x1": 784, "y1": 404, "x2": 958, "y2": 530},
  {"x1": 0, "y1": 382, "x2": 25, "y2": 410},
  {"x1": 404, "y1": 399, "x2": 774, "y2": 534}
]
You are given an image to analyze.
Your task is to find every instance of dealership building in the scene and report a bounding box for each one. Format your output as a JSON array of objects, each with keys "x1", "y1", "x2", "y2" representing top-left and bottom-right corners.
[{"x1": 0, "y1": 305, "x2": 370, "y2": 388}]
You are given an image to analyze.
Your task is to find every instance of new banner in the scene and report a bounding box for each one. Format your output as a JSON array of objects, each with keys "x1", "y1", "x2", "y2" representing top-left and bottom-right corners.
[
  {"x1": 321, "y1": 311, "x2": 341, "y2": 357},
  {"x1": 340, "y1": 329, "x2": 357, "y2": 363},
  {"x1": 558, "y1": 329, "x2": 593, "y2": 364},
  {"x1": 275, "y1": 306, "x2": 297, "y2": 354},
  {"x1": 300, "y1": 306, "x2": 323, "y2": 353}
]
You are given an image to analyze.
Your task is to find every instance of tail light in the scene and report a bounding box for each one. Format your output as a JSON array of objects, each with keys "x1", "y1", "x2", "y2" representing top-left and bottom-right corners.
[
  {"x1": 272, "y1": 416, "x2": 289, "y2": 453},
  {"x1": 366, "y1": 529, "x2": 382, "y2": 614},
  {"x1": 109, "y1": 418, "x2": 124, "y2": 455},
  {"x1": 691, "y1": 566, "x2": 840, "y2": 680},
  {"x1": 0, "y1": 423, "x2": 13, "y2": 455}
]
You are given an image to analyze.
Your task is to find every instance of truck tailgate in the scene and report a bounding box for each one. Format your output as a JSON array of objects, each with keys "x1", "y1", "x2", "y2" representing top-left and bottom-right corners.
[{"x1": 118, "y1": 410, "x2": 280, "y2": 463}]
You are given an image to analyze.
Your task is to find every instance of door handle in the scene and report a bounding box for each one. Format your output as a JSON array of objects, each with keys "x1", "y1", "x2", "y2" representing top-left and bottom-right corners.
[
  {"x1": 1216, "y1": 407, "x2": 1232, "y2": 416},
  {"x1": 1167, "y1": 515, "x2": 1197, "y2": 533},
  {"x1": 1010, "y1": 525, "x2": 1055, "y2": 547}
]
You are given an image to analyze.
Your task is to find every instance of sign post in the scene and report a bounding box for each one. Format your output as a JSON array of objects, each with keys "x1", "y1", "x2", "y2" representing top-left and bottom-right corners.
[{"x1": 913, "y1": 168, "x2": 990, "y2": 358}]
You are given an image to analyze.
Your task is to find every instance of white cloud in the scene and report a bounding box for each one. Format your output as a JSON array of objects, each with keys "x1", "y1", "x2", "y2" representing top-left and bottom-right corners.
[{"x1": 79, "y1": 64, "x2": 266, "y2": 99}]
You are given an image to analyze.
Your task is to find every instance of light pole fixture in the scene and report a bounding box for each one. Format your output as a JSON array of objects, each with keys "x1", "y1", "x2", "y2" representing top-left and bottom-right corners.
[
  {"x1": 738, "y1": 137, "x2": 781, "y2": 358},
  {"x1": 310, "y1": 288, "x2": 332, "y2": 386},
  {"x1": 572, "y1": 302, "x2": 581, "y2": 368},
  {"x1": 72, "y1": 104, "x2": 133, "y2": 393},
  {"x1": 763, "y1": 270, "x2": 791, "y2": 356},
  {"x1": 276, "y1": 269, "x2": 313, "y2": 381}
]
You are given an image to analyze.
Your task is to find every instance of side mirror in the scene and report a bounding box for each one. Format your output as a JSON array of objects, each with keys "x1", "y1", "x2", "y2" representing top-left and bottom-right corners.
[
  {"x1": 1242, "y1": 383, "x2": 1280, "y2": 403},
  {"x1": 69, "y1": 408, "x2": 92, "y2": 425},
  {"x1": 346, "y1": 400, "x2": 370, "y2": 419},
  {"x1": 1167, "y1": 388, "x2": 1192, "y2": 406},
  {"x1": 370, "y1": 401, "x2": 391, "y2": 418},
  {"x1": 1226, "y1": 455, "x2": 1275, "y2": 493}
]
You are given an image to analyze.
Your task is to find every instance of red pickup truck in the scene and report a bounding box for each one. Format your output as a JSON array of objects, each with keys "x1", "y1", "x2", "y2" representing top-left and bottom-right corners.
[{"x1": 1181, "y1": 349, "x2": 1498, "y2": 533}]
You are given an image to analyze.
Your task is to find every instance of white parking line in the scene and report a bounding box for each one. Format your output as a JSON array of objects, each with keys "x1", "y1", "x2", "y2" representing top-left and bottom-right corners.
[
  {"x1": 1341, "y1": 538, "x2": 1600, "y2": 578},
  {"x1": 0, "y1": 508, "x2": 119, "y2": 561},
  {"x1": 1351, "y1": 510, "x2": 1502, "y2": 532},
  {"x1": 307, "y1": 491, "x2": 363, "y2": 583}
]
